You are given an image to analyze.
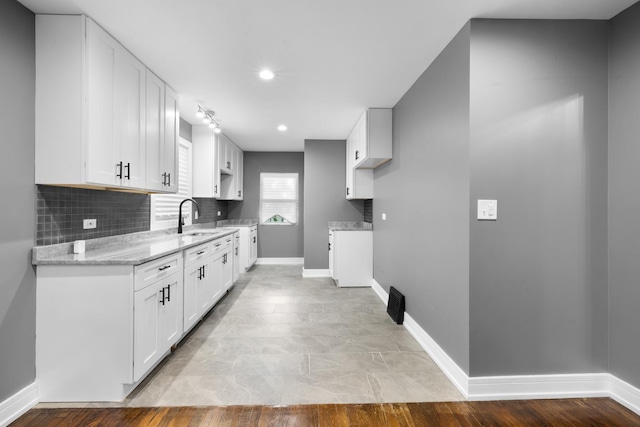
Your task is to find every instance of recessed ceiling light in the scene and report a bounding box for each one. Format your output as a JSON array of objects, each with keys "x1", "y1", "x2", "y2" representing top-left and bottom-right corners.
[
  {"x1": 277, "y1": 124, "x2": 287, "y2": 131},
  {"x1": 259, "y1": 69, "x2": 275, "y2": 80}
]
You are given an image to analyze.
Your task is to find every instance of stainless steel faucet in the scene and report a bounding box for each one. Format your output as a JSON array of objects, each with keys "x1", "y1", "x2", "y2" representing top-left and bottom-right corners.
[{"x1": 178, "y1": 198, "x2": 201, "y2": 234}]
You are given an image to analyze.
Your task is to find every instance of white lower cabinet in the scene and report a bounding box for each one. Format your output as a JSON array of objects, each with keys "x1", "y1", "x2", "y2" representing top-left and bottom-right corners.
[
  {"x1": 133, "y1": 271, "x2": 182, "y2": 381},
  {"x1": 329, "y1": 230, "x2": 373, "y2": 287},
  {"x1": 233, "y1": 231, "x2": 240, "y2": 283},
  {"x1": 35, "y1": 231, "x2": 243, "y2": 402},
  {"x1": 234, "y1": 226, "x2": 258, "y2": 272},
  {"x1": 36, "y1": 252, "x2": 183, "y2": 402},
  {"x1": 220, "y1": 235, "x2": 234, "y2": 291}
]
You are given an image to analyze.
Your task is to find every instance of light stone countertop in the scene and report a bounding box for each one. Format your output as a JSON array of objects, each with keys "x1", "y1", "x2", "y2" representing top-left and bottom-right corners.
[
  {"x1": 32, "y1": 223, "x2": 237, "y2": 266},
  {"x1": 328, "y1": 221, "x2": 373, "y2": 231}
]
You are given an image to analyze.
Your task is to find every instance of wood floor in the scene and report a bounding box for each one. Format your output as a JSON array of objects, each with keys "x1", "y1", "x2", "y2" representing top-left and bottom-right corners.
[{"x1": 11, "y1": 398, "x2": 640, "y2": 426}]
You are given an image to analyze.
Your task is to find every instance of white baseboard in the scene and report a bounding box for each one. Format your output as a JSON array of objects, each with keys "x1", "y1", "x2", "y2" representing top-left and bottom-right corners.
[
  {"x1": 256, "y1": 257, "x2": 303, "y2": 265},
  {"x1": 468, "y1": 373, "x2": 610, "y2": 401},
  {"x1": 370, "y1": 278, "x2": 389, "y2": 303},
  {"x1": 302, "y1": 268, "x2": 331, "y2": 278},
  {"x1": 404, "y1": 312, "x2": 470, "y2": 397},
  {"x1": 369, "y1": 279, "x2": 640, "y2": 415},
  {"x1": 0, "y1": 382, "x2": 38, "y2": 427},
  {"x1": 609, "y1": 374, "x2": 640, "y2": 415}
]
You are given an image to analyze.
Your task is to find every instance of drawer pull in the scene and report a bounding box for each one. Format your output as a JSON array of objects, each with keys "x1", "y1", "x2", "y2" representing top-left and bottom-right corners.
[
  {"x1": 158, "y1": 265, "x2": 171, "y2": 271},
  {"x1": 196, "y1": 250, "x2": 205, "y2": 255},
  {"x1": 215, "y1": 243, "x2": 222, "y2": 247}
]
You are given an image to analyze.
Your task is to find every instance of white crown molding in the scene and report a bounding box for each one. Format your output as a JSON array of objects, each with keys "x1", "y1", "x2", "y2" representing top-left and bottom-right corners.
[{"x1": 0, "y1": 382, "x2": 38, "y2": 427}]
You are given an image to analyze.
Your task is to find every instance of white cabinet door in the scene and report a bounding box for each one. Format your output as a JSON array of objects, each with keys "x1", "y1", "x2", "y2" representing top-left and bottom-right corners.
[
  {"x1": 145, "y1": 70, "x2": 166, "y2": 192},
  {"x1": 160, "y1": 277, "x2": 182, "y2": 348},
  {"x1": 233, "y1": 232, "x2": 240, "y2": 282},
  {"x1": 85, "y1": 18, "x2": 118, "y2": 186},
  {"x1": 183, "y1": 262, "x2": 201, "y2": 332},
  {"x1": 209, "y1": 253, "x2": 223, "y2": 307},
  {"x1": 133, "y1": 281, "x2": 162, "y2": 381},
  {"x1": 116, "y1": 48, "x2": 146, "y2": 189},
  {"x1": 250, "y1": 227, "x2": 258, "y2": 266},
  {"x1": 236, "y1": 149, "x2": 244, "y2": 200},
  {"x1": 329, "y1": 230, "x2": 335, "y2": 279},
  {"x1": 346, "y1": 134, "x2": 355, "y2": 199},
  {"x1": 163, "y1": 86, "x2": 179, "y2": 193},
  {"x1": 192, "y1": 126, "x2": 221, "y2": 198},
  {"x1": 198, "y1": 261, "x2": 214, "y2": 314}
]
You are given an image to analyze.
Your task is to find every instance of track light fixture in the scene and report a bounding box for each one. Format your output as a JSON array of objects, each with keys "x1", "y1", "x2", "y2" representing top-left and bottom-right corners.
[{"x1": 197, "y1": 106, "x2": 221, "y2": 133}]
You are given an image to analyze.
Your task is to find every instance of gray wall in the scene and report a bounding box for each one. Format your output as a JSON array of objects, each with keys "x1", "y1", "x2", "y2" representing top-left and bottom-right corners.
[
  {"x1": 179, "y1": 118, "x2": 192, "y2": 142},
  {"x1": 0, "y1": 0, "x2": 36, "y2": 402},
  {"x1": 609, "y1": 2, "x2": 640, "y2": 389},
  {"x1": 229, "y1": 152, "x2": 304, "y2": 258},
  {"x1": 468, "y1": 19, "x2": 609, "y2": 376},
  {"x1": 304, "y1": 140, "x2": 365, "y2": 270},
  {"x1": 372, "y1": 24, "x2": 471, "y2": 373}
]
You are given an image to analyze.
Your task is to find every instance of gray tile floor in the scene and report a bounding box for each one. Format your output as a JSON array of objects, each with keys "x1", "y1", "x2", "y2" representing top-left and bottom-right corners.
[{"x1": 39, "y1": 265, "x2": 464, "y2": 407}]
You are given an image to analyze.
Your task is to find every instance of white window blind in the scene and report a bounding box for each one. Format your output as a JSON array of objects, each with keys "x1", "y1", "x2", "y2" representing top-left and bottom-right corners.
[
  {"x1": 259, "y1": 173, "x2": 298, "y2": 225},
  {"x1": 150, "y1": 138, "x2": 192, "y2": 229}
]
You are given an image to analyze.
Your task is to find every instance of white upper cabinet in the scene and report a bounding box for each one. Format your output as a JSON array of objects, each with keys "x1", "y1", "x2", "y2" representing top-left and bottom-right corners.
[
  {"x1": 194, "y1": 130, "x2": 243, "y2": 200},
  {"x1": 219, "y1": 137, "x2": 244, "y2": 201},
  {"x1": 145, "y1": 73, "x2": 179, "y2": 193},
  {"x1": 192, "y1": 126, "x2": 221, "y2": 198},
  {"x1": 345, "y1": 108, "x2": 392, "y2": 199},
  {"x1": 35, "y1": 15, "x2": 176, "y2": 193},
  {"x1": 163, "y1": 86, "x2": 179, "y2": 193},
  {"x1": 219, "y1": 135, "x2": 233, "y2": 173},
  {"x1": 350, "y1": 108, "x2": 392, "y2": 169},
  {"x1": 144, "y1": 70, "x2": 165, "y2": 192},
  {"x1": 346, "y1": 129, "x2": 373, "y2": 200}
]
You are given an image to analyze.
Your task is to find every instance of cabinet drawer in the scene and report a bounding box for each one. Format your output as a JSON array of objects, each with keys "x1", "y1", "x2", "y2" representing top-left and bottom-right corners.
[
  {"x1": 135, "y1": 253, "x2": 182, "y2": 291},
  {"x1": 183, "y1": 242, "x2": 213, "y2": 267},
  {"x1": 211, "y1": 236, "x2": 232, "y2": 255}
]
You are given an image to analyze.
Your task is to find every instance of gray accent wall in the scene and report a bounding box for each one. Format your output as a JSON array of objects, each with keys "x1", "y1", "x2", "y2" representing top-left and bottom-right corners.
[
  {"x1": 228, "y1": 152, "x2": 304, "y2": 258},
  {"x1": 179, "y1": 118, "x2": 192, "y2": 142},
  {"x1": 468, "y1": 20, "x2": 609, "y2": 376},
  {"x1": 0, "y1": 0, "x2": 36, "y2": 402},
  {"x1": 609, "y1": 1, "x2": 640, "y2": 389},
  {"x1": 304, "y1": 140, "x2": 365, "y2": 270},
  {"x1": 372, "y1": 25, "x2": 471, "y2": 373}
]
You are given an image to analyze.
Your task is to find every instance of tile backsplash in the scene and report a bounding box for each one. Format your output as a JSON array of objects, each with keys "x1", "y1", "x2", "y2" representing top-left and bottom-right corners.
[
  {"x1": 364, "y1": 199, "x2": 373, "y2": 223},
  {"x1": 193, "y1": 197, "x2": 229, "y2": 224},
  {"x1": 36, "y1": 185, "x2": 150, "y2": 245},
  {"x1": 36, "y1": 185, "x2": 229, "y2": 246}
]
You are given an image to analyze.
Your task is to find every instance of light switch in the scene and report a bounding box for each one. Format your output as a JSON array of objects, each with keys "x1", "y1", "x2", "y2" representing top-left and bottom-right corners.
[
  {"x1": 382, "y1": 213, "x2": 387, "y2": 221},
  {"x1": 477, "y1": 200, "x2": 497, "y2": 221}
]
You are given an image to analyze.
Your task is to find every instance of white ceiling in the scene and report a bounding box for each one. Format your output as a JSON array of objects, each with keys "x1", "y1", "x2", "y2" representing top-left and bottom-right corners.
[{"x1": 18, "y1": 0, "x2": 637, "y2": 151}]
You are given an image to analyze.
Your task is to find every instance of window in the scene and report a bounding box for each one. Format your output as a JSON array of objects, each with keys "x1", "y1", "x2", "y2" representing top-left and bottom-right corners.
[
  {"x1": 150, "y1": 138, "x2": 192, "y2": 230},
  {"x1": 259, "y1": 173, "x2": 298, "y2": 225}
]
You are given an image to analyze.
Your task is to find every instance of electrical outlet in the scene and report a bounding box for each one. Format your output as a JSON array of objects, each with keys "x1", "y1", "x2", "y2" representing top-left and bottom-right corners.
[
  {"x1": 83, "y1": 219, "x2": 97, "y2": 229},
  {"x1": 217, "y1": 211, "x2": 221, "y2": 216}
]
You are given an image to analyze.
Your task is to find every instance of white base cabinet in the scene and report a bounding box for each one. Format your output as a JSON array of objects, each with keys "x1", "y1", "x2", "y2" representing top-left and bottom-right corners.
[
  {"x1": 329, "y1": 230, "x2": 373, "y2": 287},
  {"x1": 36, "y1": 252, "x2": 183, "y2": 402},
  {"x1": 35, "y1": 233, "x2": 240, "y2": 402},
  {"x1": 233, "y1": 226, "x2": 257, "y2": 272}
]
